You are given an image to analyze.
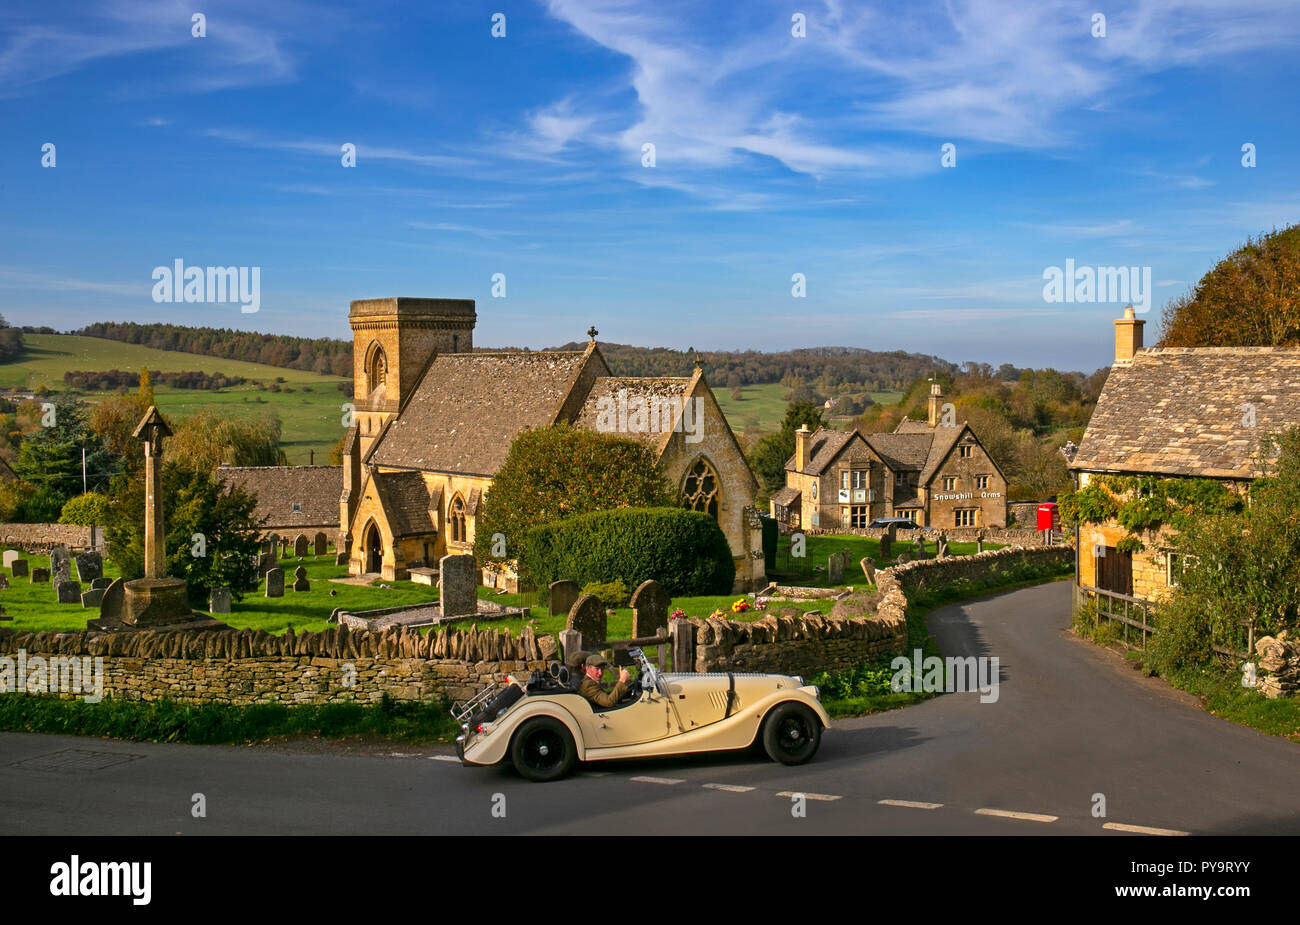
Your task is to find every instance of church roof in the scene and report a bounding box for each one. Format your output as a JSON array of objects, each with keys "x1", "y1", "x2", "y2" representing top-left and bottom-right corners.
[
  {"x1": 573, "y1": 376, "x2": 694, "y2": 448},
  {"x1": 372, "y1": 470, "x2": 437, "y2": 538},
  {"x1": 370, "y1": 351, "x2": 595, "y2": 475},
  {"x1": 217, "y1": 466, "x2": 342, "y2": 530},
  {"x1": 1071, "y1": 346, "x2": 1300, "y2": 479}
]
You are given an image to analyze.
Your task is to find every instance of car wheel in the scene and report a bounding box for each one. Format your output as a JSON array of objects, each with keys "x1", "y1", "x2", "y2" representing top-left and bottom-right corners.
[
  {"x1": 762, "y1": 702, "x2": 822, "y2": 765},
  {"x1": 510, "y1": 717, "x2": 577, "y2": 782}
]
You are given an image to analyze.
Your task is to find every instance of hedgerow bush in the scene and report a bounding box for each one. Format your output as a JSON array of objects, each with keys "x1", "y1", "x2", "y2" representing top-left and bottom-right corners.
[{"x1": 524, "y1": 507, "x2": 734, "y2": 598}]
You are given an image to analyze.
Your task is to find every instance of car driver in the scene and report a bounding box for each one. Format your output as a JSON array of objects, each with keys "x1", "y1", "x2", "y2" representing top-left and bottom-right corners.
[{"x1": 579, "y1": 654, "x2": 631, "y2": 708}]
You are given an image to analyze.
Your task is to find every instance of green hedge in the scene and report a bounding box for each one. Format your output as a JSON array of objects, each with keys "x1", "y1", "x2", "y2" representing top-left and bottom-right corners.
[{"x1": 524, "y1": 507, "x2": 735, "y2": 598}]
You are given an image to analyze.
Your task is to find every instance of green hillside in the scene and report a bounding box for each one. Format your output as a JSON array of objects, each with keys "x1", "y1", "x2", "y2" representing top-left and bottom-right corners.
[
  {"x1": 713, "y1": 383, "x2": 903, "y2": 434},
  {"x1": 1, "y1": 335, "x2": 349, "y2": 465}
]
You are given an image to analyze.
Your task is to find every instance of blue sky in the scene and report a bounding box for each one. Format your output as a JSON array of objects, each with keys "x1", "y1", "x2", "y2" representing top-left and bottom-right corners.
[{"x1": 2, "y1": 0, "x2": 1298, "y2": 372}]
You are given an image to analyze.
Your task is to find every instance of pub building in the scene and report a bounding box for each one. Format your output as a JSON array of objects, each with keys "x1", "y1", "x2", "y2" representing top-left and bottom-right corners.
[{"x1": 770, "y1": 383, "x2": 1008, "y2": 530}]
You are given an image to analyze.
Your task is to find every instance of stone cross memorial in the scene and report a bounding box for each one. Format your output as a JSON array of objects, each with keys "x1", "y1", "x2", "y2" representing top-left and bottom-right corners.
[{"x1": 120, "y1": 407, "x2": 195, "y2": 626}]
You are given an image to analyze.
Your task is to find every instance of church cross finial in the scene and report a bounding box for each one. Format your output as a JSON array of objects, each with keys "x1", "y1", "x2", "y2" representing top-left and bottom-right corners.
[{"x1": 587, "y1": 325, "x2": 598, "y2": 342}]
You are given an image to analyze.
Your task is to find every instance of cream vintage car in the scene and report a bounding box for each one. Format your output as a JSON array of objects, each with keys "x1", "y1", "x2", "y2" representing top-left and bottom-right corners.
[{"x1": 454, "y1": 647, "x2": 830, "y2": 781}]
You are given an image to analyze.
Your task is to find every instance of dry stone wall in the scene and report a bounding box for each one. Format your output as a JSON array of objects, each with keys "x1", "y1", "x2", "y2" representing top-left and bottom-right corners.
[
  {"x1": 0, "y1": 524, "x2": 97, "y2": 555},
  {"x1": 0, "y1": 624, "x2": 557, "y2": 706},
  {"x1": 685, "y1": 545, "x2": 1071, "y2": 675},
  {"x1": 0, "y1": 546, "x2": 1071, "y2": 706}
]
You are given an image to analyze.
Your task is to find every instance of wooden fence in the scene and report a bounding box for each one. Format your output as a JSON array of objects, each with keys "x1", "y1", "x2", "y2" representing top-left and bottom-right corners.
[{"x1": 1074, "y1": 583, "x2": 1252, "y2": 660}]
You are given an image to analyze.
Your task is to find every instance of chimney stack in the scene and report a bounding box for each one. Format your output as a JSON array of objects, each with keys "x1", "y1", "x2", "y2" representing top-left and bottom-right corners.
[
  {"x1": 927, "y1": 381, "x2": 943, "y2": 428},
  {"x1": 1113, "y1": 306, "x2": 1145, "y2": 366},
  {"x1": 795, "y1": 424, "x2": 812, "y2": 472}
]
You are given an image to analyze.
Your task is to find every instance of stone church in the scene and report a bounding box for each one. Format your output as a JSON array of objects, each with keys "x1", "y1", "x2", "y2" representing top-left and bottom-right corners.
[{"x1": 338, "y1": 297, "x2": 765, "y2": 592}]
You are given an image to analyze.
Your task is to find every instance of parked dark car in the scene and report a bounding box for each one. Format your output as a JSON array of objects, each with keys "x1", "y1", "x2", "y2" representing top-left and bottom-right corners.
[{"x1": 867, "y1": 517, "x2": 921, "y2": 529}]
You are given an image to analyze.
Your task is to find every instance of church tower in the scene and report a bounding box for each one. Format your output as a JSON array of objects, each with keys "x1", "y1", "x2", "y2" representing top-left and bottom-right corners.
[{"x1": 348, "y1": 297, "x2": 476, "y2": 457}]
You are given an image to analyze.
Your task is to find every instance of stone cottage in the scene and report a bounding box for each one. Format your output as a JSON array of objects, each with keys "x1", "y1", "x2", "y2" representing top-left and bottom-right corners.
[{"x1": 1069, "y1": 307, "x2": 1300, "y2": 601}]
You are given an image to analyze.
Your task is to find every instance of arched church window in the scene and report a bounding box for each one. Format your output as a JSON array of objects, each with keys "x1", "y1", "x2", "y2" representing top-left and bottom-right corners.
[
  {"x1": 368, "y1": 345, "x2": 387, "y2": 390},
  {"x1": 450, "y1": 495, "x2": 466, "y2": 543},
  {"x1": 682, "y1": 458, "x2": 720, "y2": 521}
]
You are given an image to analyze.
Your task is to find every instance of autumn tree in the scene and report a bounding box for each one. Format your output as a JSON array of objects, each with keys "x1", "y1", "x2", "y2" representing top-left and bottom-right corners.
[
  {"x1": 473, "y1": 424, "x2": 674, "y2": 569},
  {"x1": 1159, "y1": 223, "x2": 1300, "y2": 347}
]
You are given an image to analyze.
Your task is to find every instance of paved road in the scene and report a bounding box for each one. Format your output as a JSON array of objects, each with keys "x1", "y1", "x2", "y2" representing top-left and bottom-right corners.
[{"x1": 2, "y1": 581, "x2": 1298, "y2": 835}]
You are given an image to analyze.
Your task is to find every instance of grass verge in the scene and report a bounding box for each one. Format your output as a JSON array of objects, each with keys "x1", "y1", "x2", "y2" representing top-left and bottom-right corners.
[{"x1": 0, "y1": 692, "x2": 461, "y2": 745}]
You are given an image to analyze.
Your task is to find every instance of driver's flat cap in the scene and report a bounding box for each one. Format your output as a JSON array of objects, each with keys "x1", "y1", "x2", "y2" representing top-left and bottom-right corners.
[{"x1": 584, "y1": 654, "x2": 609, "y2": 668}]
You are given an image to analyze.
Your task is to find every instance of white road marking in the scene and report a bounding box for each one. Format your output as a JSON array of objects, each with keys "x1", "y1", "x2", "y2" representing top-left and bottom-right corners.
[
  {"x1": 428, "y1": 755, "x2": 461, "y2": 762},
  {"x1": 777, "y1": 791, "x2": 841, "y2": 802},
  {"x1": 702, "y1": 783, "x2": 756, "y2": 793},
  {"x1": 878, "y1": 799, "x2": 944, "y2": 810},
  {"x1": 1103, "y1": 822, "x2": 1190, "y2": 837},
  {"x1": 580, "y1": 771, "x2": 611, "y2": 778},
  {"x1": 389, "y1": 752, "x2": 418, "y2": 758},
  {"x1": 630, "y1": 776, "x2": 686, "y2": 785},
  {"x1": 975, "y1": 808, "x2": 1058, "y2": 823}
]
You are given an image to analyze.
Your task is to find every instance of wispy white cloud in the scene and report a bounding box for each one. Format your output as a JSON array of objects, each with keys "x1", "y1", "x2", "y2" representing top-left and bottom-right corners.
[
  {"x1": 202, "y1": 128, "x2": 476, "y2": 170},
  {"x1": 0, "y1": 267, "x2": 142, "y2": 297},
  {"x1": 407, "y1": 221, "x2": 523, "y2": 240},
  {"x1": 0, "y1": 0, "x2": 309, "y2": 95}
]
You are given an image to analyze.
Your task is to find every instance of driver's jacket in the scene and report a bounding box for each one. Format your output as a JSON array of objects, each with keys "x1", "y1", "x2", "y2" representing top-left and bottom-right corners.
[{"x1": 578, "y1": 677, "x2": 627, "y2": 709}]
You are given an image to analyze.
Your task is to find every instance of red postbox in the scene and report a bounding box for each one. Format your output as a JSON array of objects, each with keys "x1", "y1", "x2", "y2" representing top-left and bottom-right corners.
[{"x1": 1037, "y1": 502, "x2": 1059, "y2": 531}]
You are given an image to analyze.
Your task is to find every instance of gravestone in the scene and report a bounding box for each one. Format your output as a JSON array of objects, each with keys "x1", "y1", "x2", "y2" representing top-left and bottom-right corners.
[
  {"x1": 258, "y1": 553, "x2": 277, "y2": 573},
  {"x1": 292, "y1": 566, "x2": 310, "y2": 592},
  {"x1": 827, "y1": 553, "x2": 845, "y2": 583},
  {"x1": 976, "y1": 530, "x2": 985, "y2": 554},
  {"x1": 81, "y1": 588, "x2": 104, "y2": 608},
  {"x1": 56, "y1": 580, "x2": 82, "y2": 604},
  {"x1": 265, "y1": 567, "x2": 285, "y2": 598},
  {"x1": 567, "y1": 592, "x2": 607, "y2": 647},
  {"x1": 91, "y1": 577, "x2": 110, "y2": 591},
  {"x1": 879, "y1": 527, "x2": 894, "y2": 560},
  {"x1": 859, "y1": 557, "x2": 876, "y2": 583},
  {"x1": 314, "y1": 534, "x2": 328, "y2": 556},
  {"x1": 31, "y1": 567, "x2": 50, "y2": 583},
  {"x1": 935, "y1": 532, "x2": 950, "y2": 560},
  {"x1": 438, "y1": 554, "x2": 477, "y2": 618},
  {"x1": 912, "y1": 536, "x2": 927, "y2": 560},
  {"x1": 294, "y1": 535, "x2": 310, "y2": 558},
  {"x1": 209, "y1": 588, "x2": 231, "y2": 613},
  {"x1": 630, "y1": 579, "x2": 670, "y2": 639},
  {"x1": 99, "y1": 578, "x2": 125, "y2": 622},
  {"x1": 50, "y1": 546, "x2": 72, "y2": 584},
  {"x1": 895, "y1": 554, "x2": 910, "y2": 565},
  {"x1": 74, "y1": 551, "x2": 103, "y2": 582},
  {"x1": 549, "y1": 580, "x2": 581, "y2": 617},
  {"x1": 10, "y1": 559, "x2": 27, "y2": 578},
  {"x1": 0, "y1": 575, "x2": 7, "y2": 590},
  {"x1": 335, "y1": 552, "x2": 349, "y2": 566},
  {"x1": 2, "y1": 550, "x2": 19, "y2": 568}
]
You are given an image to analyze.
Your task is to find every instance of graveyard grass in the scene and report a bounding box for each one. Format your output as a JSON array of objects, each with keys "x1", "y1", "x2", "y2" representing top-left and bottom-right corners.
[{"x1": 1, "y1": 548, "x2": 835, "y2": 635}]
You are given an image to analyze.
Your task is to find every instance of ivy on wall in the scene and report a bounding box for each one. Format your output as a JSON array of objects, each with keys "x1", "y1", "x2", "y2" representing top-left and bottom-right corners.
[{"x1": 1058, "y1": 475, "x2": 1244, "y2": 552}]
